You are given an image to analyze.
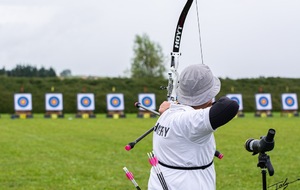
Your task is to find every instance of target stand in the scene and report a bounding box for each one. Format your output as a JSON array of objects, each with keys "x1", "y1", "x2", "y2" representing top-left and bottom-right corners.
[
  {"x1": 44, "y1": 111, "x2": 64, "y2": 119},
  {"x1": 137, "y1": 110, "x2": 157, "y2": 118},
  {"x1": 255, "y1": 93, "x2": 273, "y2": 117},
  {"x1": 106, "y1": 111, "x2": 126, "y2": 119},
  {"x1": 280, "y1": 93, "x2": 299, "y2": 117},
  {"x1": 11, "y1": 111, "x2": 33, "y2": 119},
  {"x1": 76, "y1": 93, "x2": 96, "y2": 119},
  {"x1": 44, "y1": 93, "x2": 64, "y2": 119},
  {"x1": 12, "y1": 93, "x2": 33, "y2": 119},
  {"x1": 75, "y1": 111, "x2": 96, "y2": 119},
  {"x1": 280, "y1": 110, "x2": 299, "y2": 117},
  {"x1": 106, "y1": 93, "x2": 126, "y2": 119},
  {"x1": 236, "y1": 111, "x2": 245, "y2": 117},
  {"x1": 136, "y1": 93, "x2": 157, "y2": 118},
  {"x1": 255, "y1": 110, "x2": 273, "y2": 117}
]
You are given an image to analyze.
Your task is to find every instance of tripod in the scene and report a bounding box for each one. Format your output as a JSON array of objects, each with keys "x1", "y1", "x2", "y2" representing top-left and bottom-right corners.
[{"x1": 257, "y1": 152, "x2": 274, "y2": 190}]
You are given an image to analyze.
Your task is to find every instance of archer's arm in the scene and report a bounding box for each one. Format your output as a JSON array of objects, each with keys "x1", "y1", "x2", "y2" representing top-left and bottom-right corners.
[{"x1": 209, "y1": 96, "x2": 239, "y2": 130}]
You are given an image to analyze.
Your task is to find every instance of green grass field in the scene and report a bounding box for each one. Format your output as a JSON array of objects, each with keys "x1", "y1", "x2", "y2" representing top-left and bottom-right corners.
[{"x1": 0, "y1": 113, "x2": 300, "y2": 190}]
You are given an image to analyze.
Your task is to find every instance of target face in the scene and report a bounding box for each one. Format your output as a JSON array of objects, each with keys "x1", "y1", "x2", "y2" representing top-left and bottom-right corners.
[
  {"x1": 46, "y1": 93, "x2": 63, "y2": 111},
  {"x1": 259, "y1": 97, "x2": 269, "y2": 107},
  {"x1": 285, "y1": 96, "x2": 294, "y2": 106},
  {"x1": 138, "y1": 93, "x2": 156, "y2": 110},
  {"x1": 18, "y1": 96, "x2": 29, "y2": 107},
  {"x1": 81, "y1": 96, "x2": 92, "y2": 107},
  {"x1": 14, "y1": 93, "x2": 32, "y2": 111},
  {"x1": 255, "y1": 93, "x2": 272, "y2": 110},
  {"x1": 49, "y1": 97, "x2": 59, "y2": 107},
  {"x1": 142, "y1": 97, "x2": 152, "y2": 107},
  {"x1": 77, "y1": 93, "x2": 95, "y2": 110},
  {"x1": 282, "y1": 93, "x2": 298, "y2": 110},
  {"x1": 107, "y1": 93, "x2": 124, "y2": 111},
  {"x1": 110, "y1": 96, "x2": 121, "y2": 107},
  {"x1": 226, "y1": 94, "x2": 243, "y2": 110}
]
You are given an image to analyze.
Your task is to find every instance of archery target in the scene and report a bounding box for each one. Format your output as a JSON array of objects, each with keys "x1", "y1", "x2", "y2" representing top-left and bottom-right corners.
[
  {"x1": 226, "y1": 94, "x2": 243, "y2": 110},
  {"x1": 282, "y1": 93, "x2": 298, "y2": 110},
  {"x1": 45, "y1": 93, "x2": 63, "y2": 111},
  {"x1": 14, "y1": 93, "x2": 32, "y2": 111},
  {"x1": 107, "y1": 93, "x2": 124, "y2": 111},
  {"x1": 255, "y1": 93, "x2": 272, "y2": 110},
  {"x1": 138, "y1": 93, "x2": 156, "y2": 110},
  {"x1": 77, "y1": 93, "x2": 95, "y2": 110}
]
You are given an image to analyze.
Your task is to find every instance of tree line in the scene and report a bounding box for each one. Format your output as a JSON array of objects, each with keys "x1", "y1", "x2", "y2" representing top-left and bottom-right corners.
[{"x1": 0, "y1": 65, "x2": 56, "y2": 77}]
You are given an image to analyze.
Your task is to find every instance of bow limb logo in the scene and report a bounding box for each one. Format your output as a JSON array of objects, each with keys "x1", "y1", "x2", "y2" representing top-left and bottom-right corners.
[{"x1": 174, "y1": 26, "x2": 183, "y2": 49}]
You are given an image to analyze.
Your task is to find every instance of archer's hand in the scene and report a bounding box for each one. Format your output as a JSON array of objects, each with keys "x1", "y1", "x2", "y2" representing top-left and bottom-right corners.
[{"x1": 159, "y1": 101, "x2": 171, "y2": 115}]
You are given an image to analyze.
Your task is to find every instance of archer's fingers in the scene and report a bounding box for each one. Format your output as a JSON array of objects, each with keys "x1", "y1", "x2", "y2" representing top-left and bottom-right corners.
[{"x1": 159, "y1": 101, "x2": 171, "y2": 115}]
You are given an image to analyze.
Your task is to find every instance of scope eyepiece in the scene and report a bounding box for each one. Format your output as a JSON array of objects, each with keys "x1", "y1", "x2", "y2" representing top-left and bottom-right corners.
[{"x1": 244, "y1": 129, "x2": 276, "y2": 155}]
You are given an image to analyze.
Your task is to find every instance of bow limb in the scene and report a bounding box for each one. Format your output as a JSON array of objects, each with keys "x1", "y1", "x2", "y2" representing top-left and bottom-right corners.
[{"x1": 167, "y1": 0, "x2": 194, "y2": 102}]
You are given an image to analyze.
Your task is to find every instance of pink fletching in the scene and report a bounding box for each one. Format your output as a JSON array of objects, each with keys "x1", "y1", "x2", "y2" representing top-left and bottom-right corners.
[
  {"x1": 149, "y1": 157, "x2": 157, "y2": 166},
  {"x1": 125, "y1": 172, "x2": 134, "y2": 180},
  {"x1": 153, "y1": 156, "x2": 158, "y2": 165}
]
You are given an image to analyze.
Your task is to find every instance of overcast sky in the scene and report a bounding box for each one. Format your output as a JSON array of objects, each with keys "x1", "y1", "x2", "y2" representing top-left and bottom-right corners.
[{"x1": 0, "y1": 0, "x2": 299, "y2": 79}]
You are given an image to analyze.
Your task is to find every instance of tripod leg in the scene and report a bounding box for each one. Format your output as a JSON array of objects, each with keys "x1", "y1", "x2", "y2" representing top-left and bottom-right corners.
[{"x1": 262, "y1": 168, "x2": 267, "y2": 190}]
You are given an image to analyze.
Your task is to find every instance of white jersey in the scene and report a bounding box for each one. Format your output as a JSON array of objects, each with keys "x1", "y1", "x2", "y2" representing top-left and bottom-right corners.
[{"x1": 148, "y1": 104, "x2": 216, "y2": 190}]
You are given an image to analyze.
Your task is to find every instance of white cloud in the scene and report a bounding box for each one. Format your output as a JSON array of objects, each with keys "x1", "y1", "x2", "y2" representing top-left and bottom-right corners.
[{"x1": 0, "y1": 5, "x2": 58, "y2": 26}]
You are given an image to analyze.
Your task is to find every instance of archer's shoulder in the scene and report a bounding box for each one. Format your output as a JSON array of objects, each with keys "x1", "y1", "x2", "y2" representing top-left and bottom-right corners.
[{"x1": 170, "y1": 104, "x2": 194, "y2": 111}]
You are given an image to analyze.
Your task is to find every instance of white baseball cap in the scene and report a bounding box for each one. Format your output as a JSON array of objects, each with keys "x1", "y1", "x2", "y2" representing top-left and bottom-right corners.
[{"x1": 176, "y1": 64, "x2": 221, "y2": 106}]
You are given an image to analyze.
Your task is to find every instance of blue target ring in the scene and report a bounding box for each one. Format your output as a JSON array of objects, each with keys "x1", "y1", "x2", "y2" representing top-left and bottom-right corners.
[
  {"x1": 81, "y1": 96, "x2": 91, "y2": 107},
  {"x1": 48, "y1": 97, "x2": 60, "y2": 108},
  {"x1": 285, "y1": 96, "x2": 295, "y2": 107},
  {"x1": 110, "y1": 96, "x2": 121, "y2": 107},
  {"x1": 230, "y1": 97, "x2": 240, "y2": 105},
  {"x1": 259, "y1": 97, "x2": 269, "y2": 107},
  {"x1": 142, "y1": 97, "x2": 152, "y2": 107},
  {"x1": 18, "y1": 96, "x2": 29, "y2": 107}
]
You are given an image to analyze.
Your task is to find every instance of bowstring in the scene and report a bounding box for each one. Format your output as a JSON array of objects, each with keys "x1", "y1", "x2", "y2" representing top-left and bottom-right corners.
[{"x1": 195, "y1": 0, "x2": 205, "y2": 65}]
